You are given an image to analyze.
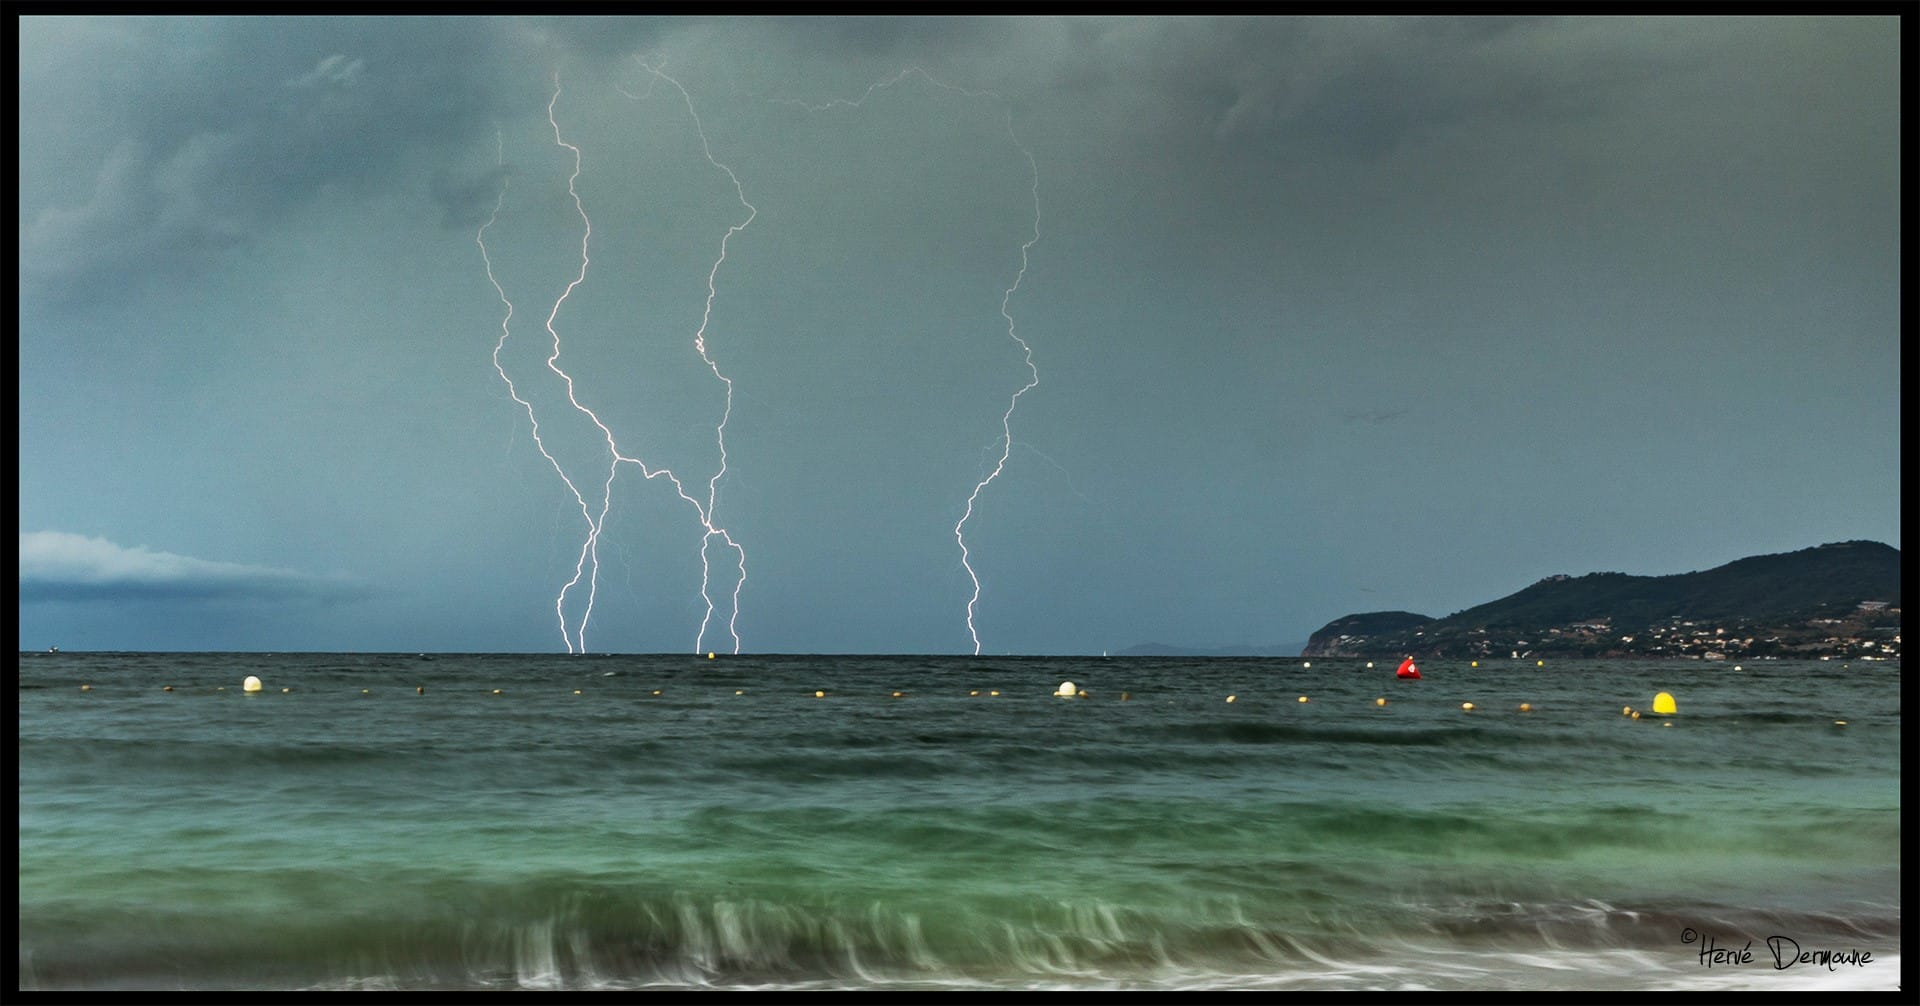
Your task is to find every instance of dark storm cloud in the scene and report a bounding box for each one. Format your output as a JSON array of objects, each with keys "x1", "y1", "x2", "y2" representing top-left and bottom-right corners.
[
  {"x1": 430, "y1": 163, "x2": 512, "y2": 230},
  {"x1": 19, "y1": 17, "x2": 523, "y2": 305},
  {"x1": 764, "y1": 15, "x2": 1015, "y2": 56},
  {"x1": 15, "y1": 14, "x2": 1024, "y2": 308},
  {"x1": 517, "y1": 16, "x2": 700, "y2": 59},
  {"x1": 1342, "y1": 408, "x2": 1410, "y2": 425},
  {"x1": 16, "y1": 16, "x2": 1900, "y2": 653},
  {"x1": 1046, "y1": 16, "x2": 1693, "y2": 164}
]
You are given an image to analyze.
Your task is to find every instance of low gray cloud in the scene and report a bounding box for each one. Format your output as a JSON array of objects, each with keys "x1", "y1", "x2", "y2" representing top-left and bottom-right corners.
[{"x1": 19, "y1": 531, "x2": 365, "y2": 604}]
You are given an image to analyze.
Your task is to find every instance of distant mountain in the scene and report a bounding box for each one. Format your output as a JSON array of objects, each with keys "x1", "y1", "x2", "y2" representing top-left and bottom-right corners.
[
  {"x1": 1113, "y1": 641, "x2": 1309, "y2": 658},
  {"x1": 1302, "y1": 541, "x2": 1902, "y2": 660}
]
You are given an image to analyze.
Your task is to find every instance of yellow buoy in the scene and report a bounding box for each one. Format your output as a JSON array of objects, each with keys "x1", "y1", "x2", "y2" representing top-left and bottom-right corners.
[
  {"x1": 1663, "y1": 721, "x2": 1673, "y2": 727},
  {"x1": 79, "y1": 684, "x2": 92, "y2": 691},
  {"x1": 1121, "y1": 692, "x2": 1131, "y2": 701},
  {"x1": 1462, "y1": 702, "x2": 1474, "y2": 711},
  {"x1": 1297, "y1": 695, "x2": 1309, "y2": 703},
  {"x1": 1622, "y1": 706, "x2": 1632, "y2": 716},
  {"x1": 1366, "y1": 662, "x2": 1374, "y2": 668},
  {"x1": 492, "y1": 688, "x2": 503, "y2": 695},
  {"x1": 652, "y1": 690, "x2": 662, "y2": 696},
  {"x1": 1651, "y1": 691, "x2": 1677, "y2": 715},
  {"x1": 735, "y1": 689, "x2": 745, "y2": 696},
  {"x1": 1225, "y1": 694, "x2": 1237, "y2": 703},
  {"x1": 989, "y1": 690, "x2": 1000, "y2": 697},
  {"x1": 1375, "y1": 697, "x2": 1387, "y2": 706},
  {"x1": 574, "y1": 689, "x2": 582, "y2": 695},
  {"x1": 707, "y1": 652, "x2": 715, "y2": 660},
  {"x1": 163, "y1": 686, "x2": 174, "y2": 692},
  {"x1": 282, "y1": 687, "x2": 292, "y2": 694},
  {"x1": 1055, "y1": 681, "x2": 1078, "y2": 697},
  {"x1": 1631, "y1": 710, "x2": 1641, "y2": 720},
  {"x1": 416, "y1": 686, "x2": 424, "y2": 695},
  {"x1": 1537, "y1": 660, "x2": 1544, "y2": 667},
  {"x1": 1471, "y1": 661, "x2": 1479, "y2": 668},
  {"x1": 1518, "y1": 703, "x2": 1531, "y2": 712},
  {"x1": 814, "y1": 690, "x2": 826, "y2": 698},
  {"x1": 969, "y1": 690, "x2": 980, "y2": 696},
  {"x1": 243, "y1": 675, "x2": 263, "y2": 693},
  {"x1": 892, "y1": 691, "x2": 905, "y2": 698},
  {"x1": 1303, "y1": 661, "x2": 1311, "y2": 668},
  {"x1": 1835, "y1": 720, "x2": 1847, "y2": 726}
]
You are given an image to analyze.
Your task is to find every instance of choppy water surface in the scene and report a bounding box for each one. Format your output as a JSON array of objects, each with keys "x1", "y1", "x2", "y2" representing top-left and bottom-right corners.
[{"x1": 17, "y1": 653, "x2": 1901, "y2": 990}]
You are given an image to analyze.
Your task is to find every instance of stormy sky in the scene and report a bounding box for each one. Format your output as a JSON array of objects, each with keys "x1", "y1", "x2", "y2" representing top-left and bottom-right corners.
[{"x1": 18, "y1": 16, "x2": 1903, "y2": 654}]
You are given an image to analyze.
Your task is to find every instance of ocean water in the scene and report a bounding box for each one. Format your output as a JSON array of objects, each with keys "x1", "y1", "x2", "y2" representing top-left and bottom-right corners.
[{"x1": 16, "y1": 653, "x2": 1902, "y2": 991}]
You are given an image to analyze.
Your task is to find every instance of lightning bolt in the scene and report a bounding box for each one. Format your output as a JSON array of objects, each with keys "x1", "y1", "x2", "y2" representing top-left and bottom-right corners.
[
  {"x1": 479, "y1": 71, "x2": 755, "y2": 655},
  {"x1": 959, "y1": 120, "x2": 1040, "y2": 656},
  {"x1": 781, "y1": 69, "x2": 1042, "y2": 655},
  {"x1": 623, "y1": 58, "x2": 757, "y2": 656},
  {"x1": 478, "y1": 125, "x2": 602, "y2": 652}
]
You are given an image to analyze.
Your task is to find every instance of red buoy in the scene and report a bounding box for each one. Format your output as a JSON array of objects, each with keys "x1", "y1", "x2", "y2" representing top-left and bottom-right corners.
[{"x1": 1397, "y1": 657, "x2": 1421, "y2": 679}]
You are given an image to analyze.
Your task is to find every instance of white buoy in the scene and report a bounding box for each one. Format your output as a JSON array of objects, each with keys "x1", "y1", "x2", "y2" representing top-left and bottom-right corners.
[
  {"x1": 242, "y1": 675, "x2": 263, "y2": 693},
  {"x1": 1055, "y1": 681, "x2": 1078, "y2": 697}
]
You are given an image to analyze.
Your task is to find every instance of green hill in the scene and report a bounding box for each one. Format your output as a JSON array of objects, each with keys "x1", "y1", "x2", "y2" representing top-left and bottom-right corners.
[{"x1": 1303, "y1": 541, "x2": 1901, "y2": 659}]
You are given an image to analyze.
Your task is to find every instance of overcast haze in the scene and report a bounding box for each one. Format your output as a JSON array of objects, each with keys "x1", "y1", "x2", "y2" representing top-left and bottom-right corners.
[{"x1": 18, "y1": 15, "x2": 1903, "y2": 654}]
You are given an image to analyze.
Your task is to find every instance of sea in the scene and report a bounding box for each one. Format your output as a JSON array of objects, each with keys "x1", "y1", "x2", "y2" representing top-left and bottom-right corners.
[{"x1": 15, "y1": 652, "x2": 1903, "y2": 992}]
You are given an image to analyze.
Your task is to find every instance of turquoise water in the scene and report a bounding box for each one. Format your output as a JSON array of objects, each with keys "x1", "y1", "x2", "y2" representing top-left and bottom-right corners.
[{"x1": 16, "y1": 653, "x2": 1902, "y2": 990}]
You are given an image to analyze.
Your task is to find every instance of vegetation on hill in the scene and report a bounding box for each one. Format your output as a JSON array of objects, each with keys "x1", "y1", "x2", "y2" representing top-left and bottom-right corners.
[{"x1": 1302, "y1": 541, "x2": 1902, "y2": 659}]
